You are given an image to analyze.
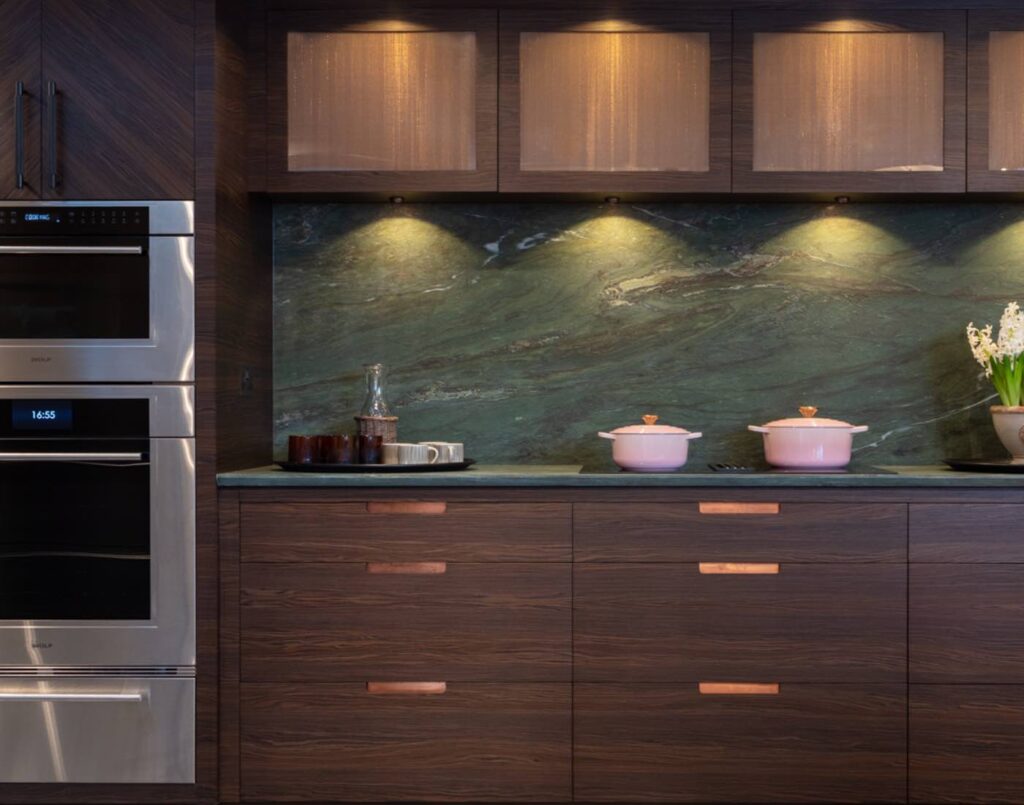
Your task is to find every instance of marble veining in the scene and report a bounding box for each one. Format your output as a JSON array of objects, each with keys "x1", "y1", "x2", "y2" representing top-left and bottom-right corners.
[{"x1": 274, "y1": 202, "x2": 1024, "y2": 466}]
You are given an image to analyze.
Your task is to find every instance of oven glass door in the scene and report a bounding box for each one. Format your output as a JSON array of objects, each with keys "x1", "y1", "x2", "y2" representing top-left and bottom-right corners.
[
  {"x1": 0, "y1": 238, "x2": 149, "y2": 340},
  {"x1": 0, "y1": 441, "x2": 150, "y2": 621}
]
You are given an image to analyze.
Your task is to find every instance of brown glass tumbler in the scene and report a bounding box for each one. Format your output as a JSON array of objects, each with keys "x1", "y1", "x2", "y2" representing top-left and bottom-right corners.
[
  {"x1": 288, "y1": 435, "x2": 316, "y2": 464},
  {"x1": 358, "y1": 434, "x2": 383, "y2": 464},
  {"x1": 316, "y1": 434, "x2": 353, "y2": 464}
]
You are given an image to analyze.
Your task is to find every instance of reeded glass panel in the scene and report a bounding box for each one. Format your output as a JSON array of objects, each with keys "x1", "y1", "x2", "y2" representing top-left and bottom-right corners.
[
  {"x1": 754, "y1": 32, "x2": 944, "y2": 172},
  {"x1": 989, "y1": 31, "x2": 1024, "y2": 171},
  {"x1": 519, "y1": 32, "x2": 710, "y2": 172},
  {"x1": 287, "y1": 31, "x2": 477, "y2": 172}
]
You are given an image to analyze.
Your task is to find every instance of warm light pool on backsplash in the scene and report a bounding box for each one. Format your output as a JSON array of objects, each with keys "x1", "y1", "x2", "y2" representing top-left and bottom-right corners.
[{"x1": 273, "y1": 202, "x2": 1024, "y2": 466}]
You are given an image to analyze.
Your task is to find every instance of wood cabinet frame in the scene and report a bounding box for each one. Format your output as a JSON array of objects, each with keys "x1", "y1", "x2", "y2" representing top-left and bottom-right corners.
[
  {"x1": 967, "y1": 11, "x2": 1024, "y2": 191},
  {"x1": 733, "y1": 10, "x2": 967, "y2": 193},
  {"x1": 263, "y1": 8, "x2": 497, "y2": 193},
  {"x1": 498, "y1": 9, "x2": 731, "y2": 193}
]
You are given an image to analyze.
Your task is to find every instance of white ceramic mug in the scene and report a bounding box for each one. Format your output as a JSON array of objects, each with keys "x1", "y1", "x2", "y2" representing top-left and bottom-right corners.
[
  {"x1": 382, "y1": 443, "x2": 440, "y2": 465},
  {"x1": 419, "y1": 441, "x2": 464, "y2": 463}
]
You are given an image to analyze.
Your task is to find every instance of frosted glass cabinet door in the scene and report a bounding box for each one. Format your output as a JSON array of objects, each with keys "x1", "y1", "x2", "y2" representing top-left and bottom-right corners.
[
  {"x1": 967, "y1": 12, "x2": 1024, "y2": 191},
  {"x1": 499, "y1": 11, "x2": 731, "y2": 192},
  {"x1": 265, "y1": 10, "x2": 497, "y2": 192},
  {"x1": 734, "y1": 12, "x2": 966, "y2": 193}
]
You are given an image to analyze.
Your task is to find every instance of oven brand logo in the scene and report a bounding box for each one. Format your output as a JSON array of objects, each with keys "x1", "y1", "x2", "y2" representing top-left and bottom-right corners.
[
  {"x1": 29, "y1": 356, "x2": 51, "y2": 363},
  {"x1": 31, "y1": 642, "x2": 52, "y2": 649}
]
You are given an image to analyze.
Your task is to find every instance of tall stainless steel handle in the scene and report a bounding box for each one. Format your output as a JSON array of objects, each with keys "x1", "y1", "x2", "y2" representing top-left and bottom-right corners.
[
  {"x1": 0, "y1": 693, "x2": 144, "y2": 703},
  {"x1": 0, "y1": 245, "x2": 144, "y2": 255},
  {"x1": 0, "y1": 452, "x2": 145, "y2": 462},
  {"x1": 14, "y1": 81, "x2": 24, "y2": 189},
  {"x1": 47, "y1": 80, "x2": 57, "y2": 189}
]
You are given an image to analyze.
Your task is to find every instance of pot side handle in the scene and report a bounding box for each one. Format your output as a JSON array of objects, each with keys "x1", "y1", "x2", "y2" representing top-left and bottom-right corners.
[
  {"x1": 747, "y1": 425, "x2": 770, "y2": 433},
  {"x1": 598, "y1": 432, "x2": 616, "y2": 440},
  {"x1": 684, "y1": 432, "x2": 703, "y2": 440},
  {"x1": 850, "y1": 425, "x2": 869, "y2": 433}
]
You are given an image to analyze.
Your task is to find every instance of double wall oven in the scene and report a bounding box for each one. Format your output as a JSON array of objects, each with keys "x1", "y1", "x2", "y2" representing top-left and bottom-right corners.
[{"x1": 0, "y1": 202, "x2": 195, "y2": 784}]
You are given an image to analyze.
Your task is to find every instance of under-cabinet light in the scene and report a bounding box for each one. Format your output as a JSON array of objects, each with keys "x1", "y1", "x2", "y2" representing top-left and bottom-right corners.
[
  {"x1": 605, "y1": 196, "x2": 620, "y2": 204},
  {"x1": 390, "y1": 195, "x2": 405, "y2": 204},
  {"x1": 835, "y1": 195, "x2": 850, "y2": 204}
]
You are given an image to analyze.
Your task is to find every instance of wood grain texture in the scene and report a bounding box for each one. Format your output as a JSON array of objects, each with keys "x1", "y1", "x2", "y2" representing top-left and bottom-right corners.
[
  {"x1": 218, "y1": 490, "x2": 241, "y2": 803},
  {"x1": 910, "y1": 684, "x2": 1024, "y2": 803},
  {"x1": 911, "y1": 564, "x2": 1024, "y2": 682},
  {"x1": 733, "y1": 10, "x2": 966, "y2": 193},
  {"x1": 968, "y1": 12, "x2": 1024, "y2": 191},
  {"x1": 241, "y1": 562, "x2": 571, "y2": 681},
  {"x1": 40, "y1": 0, "x2": 194, "y2": 199},
  {"x1": 910, "y1": 503, "x2": 1024, "y2": 561},
  {"x1": 575, "y1": 563, "x2": 906, "y2": 682},
  {"x1": 753, "y1": 31, "x2": 944, "y2": 172},
  {"x1": 287, "y1": 30, "x2": 476, "y2": 172},
  {"x1": 0, "y1": 0, "x2": 40, "y2": 199},
  {"x1": 575, "y1": 683, "x2": 907, "y2": 802},
  {"x1": 240, "y1": 501, "x2": 571, "y2": 562},
  {"x1": 574, "y1": 502, "x2": 907, "y2": 562},
  {"x1": 519, "y1": 31, "x2": 709, "y2": 172},
  {"x1": 241, "y1": 682, "x2": 571, "y2": 802},
  {"x1": 265, "y1": 9, "x2": 497, "y2": 192},
  {"x1": 499, "y1": 9, "x2": 730, "y2": 192}
]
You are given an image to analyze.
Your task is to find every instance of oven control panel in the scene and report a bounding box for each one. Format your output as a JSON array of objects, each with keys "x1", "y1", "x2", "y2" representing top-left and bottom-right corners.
[
  {"x1": 0, "y1": 398, "x2": 148, "y2": 437},
  {"x1": 0, "y1": 206, "x2": 149, "y2": 235}
]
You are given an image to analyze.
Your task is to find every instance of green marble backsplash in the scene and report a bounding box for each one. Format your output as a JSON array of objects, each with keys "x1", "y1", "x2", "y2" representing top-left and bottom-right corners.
[{"x1": 274, "y1": 202, "x2": 1024, "y2": 467}]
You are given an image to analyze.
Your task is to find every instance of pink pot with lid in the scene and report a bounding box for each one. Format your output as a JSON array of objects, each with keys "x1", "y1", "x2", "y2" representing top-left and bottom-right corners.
[
  {"x1": 748, "y1": 406, "x2": 869, "y2": 469},
  {"x1": 599, "y1": 414, "x2": 702, "y2": 472}
]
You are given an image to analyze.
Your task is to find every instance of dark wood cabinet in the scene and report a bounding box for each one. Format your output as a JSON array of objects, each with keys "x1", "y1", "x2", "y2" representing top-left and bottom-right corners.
[
  {"x1": 911, "y1": 503, "x2": 1024, "y2": 561},
  {"x1": 0, "y1": 0, "x2": 41, "y2": 199},
  {"x1": 241, "y1": 562, "x2": 571, "y2": 682},
  {"x1": 575, "y1": 683, "x2": 907, "y2": 803},
  {"x1": 241, "y1": 682, "x2": 571, "y2": 802},
  {"x1": 575, "y1": 563, "x2": 906, "y2": 682},
  {"x1": 968, "y1": 11, "x2": 1024, "y2": 191},
  {"x1": 910, "y1": 685, "x2": 1024, "y2": 803},
  {"x1": 575, "y1": 502, "x2": 906, "y2": 562},
  {"x1": 911, "y1": 564, "x2": 1024, "y2": 683},
  {"x1": 733, "y1": 10, "x2": 966, "y2": 193},
  {"x1": 40, "y1": 0, "x2": 193, "y2": 199},
  {"x1": 498, "y1": 9, "x2": 731, "y2": 193},
  {"x1": 261, "y1": 9, "x2": 497, "y2": 193}
]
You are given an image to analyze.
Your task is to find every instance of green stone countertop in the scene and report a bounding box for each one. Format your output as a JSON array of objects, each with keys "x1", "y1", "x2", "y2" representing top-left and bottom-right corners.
[{"x1": 217, "y1": 464, "x2": 1024, "y2": 488}]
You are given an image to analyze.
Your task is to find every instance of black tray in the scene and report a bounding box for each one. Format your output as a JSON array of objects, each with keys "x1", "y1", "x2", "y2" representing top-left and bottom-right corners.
[
  {"x1": 276, "y1": 459, "x2": 476, "y2": 473},
  {"x1": 945, "y1": 458, "x2": 1024, "y2": 473}
]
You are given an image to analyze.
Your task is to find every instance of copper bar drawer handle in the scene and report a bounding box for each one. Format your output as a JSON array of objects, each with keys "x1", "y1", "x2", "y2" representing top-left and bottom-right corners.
[
  {"x1": 366, "y1": 562, "x2": 447, "y2": 575},
  {"x1": 366, "y1": 682, "x2": 447, "y2": 695},
  {"x1": 699, "y1": 502, "x2": 780, "y2": 515},
  {"x1": 699, "y1": 682, "x2": 780, "y2": 695},
  {"x1": 699, "y1": 562, "x2": 779, "y2": 575},
  {"x1": 365, "y1": 501, "x2": 447, "y2": 515}
]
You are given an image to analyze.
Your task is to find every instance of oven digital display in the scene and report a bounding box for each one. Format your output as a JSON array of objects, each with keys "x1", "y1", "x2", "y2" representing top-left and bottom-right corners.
[
  {"x1": 22, "y1": 212, "x2": 51, "y2": 222},
  {"x1": 11, "y1": 400, "x2": 73, "y2": 430}
]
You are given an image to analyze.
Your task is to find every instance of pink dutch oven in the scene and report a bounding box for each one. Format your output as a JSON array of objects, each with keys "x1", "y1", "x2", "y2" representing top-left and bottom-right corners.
[
  {"x1": 748, "y1": 406, "x2": 869, "y2": 469},
  {"x1": 599, "y1": 414, "x2": 702, "y2": 472}
]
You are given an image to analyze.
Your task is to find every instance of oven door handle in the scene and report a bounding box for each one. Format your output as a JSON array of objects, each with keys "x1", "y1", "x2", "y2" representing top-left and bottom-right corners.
[
  {"x1": 0, "y1": 452, "x2": 145, "y2": 462},
  {"x1": 0, "y1": 245, "x2": 144, "y2": 255},
  {"x1": 0, "y1": 693, "x2": 145, "y2": 703}
]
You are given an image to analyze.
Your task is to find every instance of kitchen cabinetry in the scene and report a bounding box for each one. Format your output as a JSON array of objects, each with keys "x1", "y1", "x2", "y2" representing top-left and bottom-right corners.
[
  {"x1": 222, "y1": 489, "x2": 1024, "y2": 803},
  {"x1": 498, "y1": 10, "x2": 730, "y2": 193},
  {"x1": 733, "y1": 11, "x2": 967, "y2": 193},
  {"x1": 0, "y1": 0, "x2": 193, "y2": 200},
  {"x1": 262, "y1": 10, "x2": 496, "y2": 193},
  {"x1": 968, "y1": 11, "x2": 1024, "y2": 191},
  {"x1": 909, "y1": 504, "x2": 1024, "y2": 803}
]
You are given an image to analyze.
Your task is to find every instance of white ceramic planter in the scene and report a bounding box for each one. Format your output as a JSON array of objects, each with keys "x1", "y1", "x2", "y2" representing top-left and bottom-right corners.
[{"x1": 991, "y1": 406, "x2": 1024, "y2": 460}]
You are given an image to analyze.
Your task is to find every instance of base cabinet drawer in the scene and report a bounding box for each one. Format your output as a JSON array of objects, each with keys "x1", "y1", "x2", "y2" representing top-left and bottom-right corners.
[
  {"x1": 241, "y1": 562, "x2": 571, "y2": 681},
  {"x1": 910, "y1": 685, "x2": 1024, "y2": 803},
  {"x1": 575, "y1": 684, "x2": 907, "y2": 803},
  {"x1": 575, "y1": 564, "x2": 906, "y2": 682},
  {"x1": 240, "y1": 682, "x2": 571, "y2": 802},
  {"x1": 575, "y1": 502, "x2": 906, "y2": 562},
  {"x1": 911, "y1": 565, "x2": 1024, "y2": 682}
]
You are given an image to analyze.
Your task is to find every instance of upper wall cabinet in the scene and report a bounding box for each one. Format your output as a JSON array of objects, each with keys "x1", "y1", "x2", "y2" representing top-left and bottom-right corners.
[
  {"x1": 968, "y1": 11, "x2": 1024, "y2": 191},
  {"x1": 0, "y1": 0, "x2": 193, "y2": 200},
  {"x1": 733, "y1": 11, "x2": 966, "y2": 193},
  {"x1": 263, "y1": 10, "x2": 497, "y2": 193},
  {"x1": 498, "y1": 10, "x2": 730, "y2": 193}
]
